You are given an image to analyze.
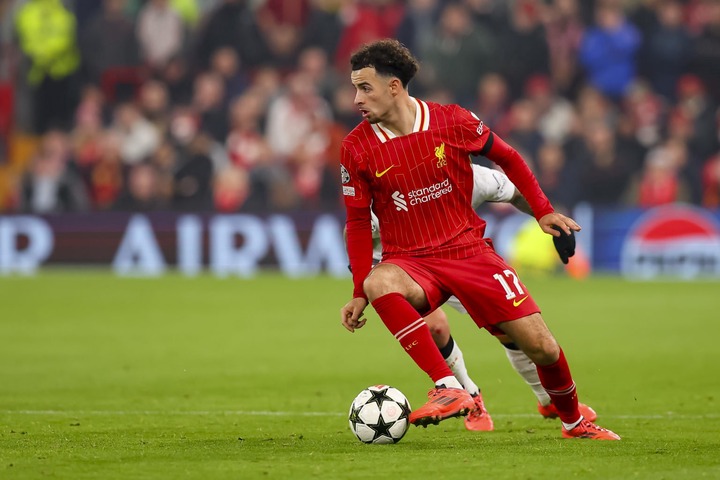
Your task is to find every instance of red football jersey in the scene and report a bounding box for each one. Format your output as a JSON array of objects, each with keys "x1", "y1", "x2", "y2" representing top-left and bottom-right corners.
[{"x1": 342, "y1": 98, "x2": 494, "y2": 260}]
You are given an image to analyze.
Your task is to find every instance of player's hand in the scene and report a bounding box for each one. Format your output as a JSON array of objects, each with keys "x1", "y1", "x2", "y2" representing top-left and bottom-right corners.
[
  {"x1": 341, "y1": 297, "x2": 369, "y2": 333},
  {"x1": 538, "y1": 212, "x2": 581, "y2": 237}
]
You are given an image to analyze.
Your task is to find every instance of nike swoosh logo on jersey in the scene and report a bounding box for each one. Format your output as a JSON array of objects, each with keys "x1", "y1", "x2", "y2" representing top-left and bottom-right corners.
[
  {"x1": 513, "y1": 296, "x2": 529, "y2": 307},
  {"x1": 375, "y1": 165, "x2": 396, "y2": 177}
]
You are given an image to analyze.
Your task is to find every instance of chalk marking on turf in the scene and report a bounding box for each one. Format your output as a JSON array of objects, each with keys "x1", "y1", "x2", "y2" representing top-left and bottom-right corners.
[{"x1": 1, "y1": 410, "x2": 719, "y2": 420}]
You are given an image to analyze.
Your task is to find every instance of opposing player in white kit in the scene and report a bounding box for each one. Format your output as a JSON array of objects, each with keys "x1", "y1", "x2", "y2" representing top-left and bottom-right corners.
[{"x1": 368, "y1": 164, "x2": 597, "y2": 431}]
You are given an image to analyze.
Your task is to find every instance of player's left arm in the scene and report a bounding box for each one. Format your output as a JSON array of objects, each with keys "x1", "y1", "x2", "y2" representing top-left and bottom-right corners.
[
  {"x1": 497, "y1": 174, "x2": 579, "y2": 237},
  {"x1": 484, "y1": 172, "x2": 581, "y2": 237},
  {"x1": 471, "y1": 165, "x2": 576, "y2": 261},
  {"x1": 537, "y1": 211, "x2": 580, "y2": 237},
  {"x1": 471, "y1": 128, "x2": 580, "y2": 235},
  {"x1": 460, "y1": 107, "x2": 581, "y2": 236}
]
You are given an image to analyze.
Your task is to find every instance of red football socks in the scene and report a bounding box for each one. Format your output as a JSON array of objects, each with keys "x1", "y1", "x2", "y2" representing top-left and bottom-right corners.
[
  {"x1": 372, "y1": 293, "x2": 453, "y2": 383},
  {"x1": 536, "y1": 348, "x2": 581, "y2": 424}
]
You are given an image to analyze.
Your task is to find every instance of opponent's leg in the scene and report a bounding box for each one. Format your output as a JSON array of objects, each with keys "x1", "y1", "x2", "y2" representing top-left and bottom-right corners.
[
  {"x1": 426, "y1": 309, "x2": 480, "y2": 394},
  {"x1": 501, "y1": 340, "x2": 551, "y2": 405}
]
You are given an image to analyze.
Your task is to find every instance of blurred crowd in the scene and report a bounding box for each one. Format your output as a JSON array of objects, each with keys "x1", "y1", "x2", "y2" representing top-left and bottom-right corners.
[{"x1": 0, "y1": 0, "x2": 720, "y2": 214}]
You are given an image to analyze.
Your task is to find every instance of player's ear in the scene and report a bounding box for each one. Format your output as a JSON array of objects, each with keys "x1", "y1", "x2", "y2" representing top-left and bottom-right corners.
[{"x1": 389, "y1": 77, "x2": 402, "y2": 96}]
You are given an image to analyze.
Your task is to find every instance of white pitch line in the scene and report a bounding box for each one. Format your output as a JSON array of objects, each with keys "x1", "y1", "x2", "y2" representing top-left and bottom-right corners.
[{"x1": 1, "y1": 410, "x2": 719, "y2": 420}]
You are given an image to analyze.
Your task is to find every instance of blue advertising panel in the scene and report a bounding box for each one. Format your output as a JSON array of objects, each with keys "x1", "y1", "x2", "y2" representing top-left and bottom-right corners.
[{"x1": 0, "y1": 212, "x2": 350, "y2": 277}]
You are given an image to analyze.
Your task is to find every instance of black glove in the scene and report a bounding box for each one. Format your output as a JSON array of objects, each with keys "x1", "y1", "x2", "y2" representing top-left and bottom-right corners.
[{"x1": 552, "y1": 225, "x2": 576, "y2": 265}]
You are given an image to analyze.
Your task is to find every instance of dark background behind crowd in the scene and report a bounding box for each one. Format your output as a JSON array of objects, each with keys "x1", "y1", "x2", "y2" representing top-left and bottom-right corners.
[{"x1": 0, "y1": 0, "x2": 719, "y2": 215}]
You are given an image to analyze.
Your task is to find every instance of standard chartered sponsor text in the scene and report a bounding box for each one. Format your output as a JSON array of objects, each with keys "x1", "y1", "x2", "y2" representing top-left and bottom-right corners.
[{"x1": 408, "y1": 178, "x2": 452, "y2": 205}]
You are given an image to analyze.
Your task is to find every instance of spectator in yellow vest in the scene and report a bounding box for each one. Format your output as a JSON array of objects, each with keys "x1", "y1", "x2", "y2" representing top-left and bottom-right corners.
[{"x1": 14, "y1": 0, "x2": 81, "y2": 133}]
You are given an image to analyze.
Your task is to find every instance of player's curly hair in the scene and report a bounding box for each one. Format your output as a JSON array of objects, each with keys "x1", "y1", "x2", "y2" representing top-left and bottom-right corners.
[{"x1": 350, "y1": 39, "x2": 419, "y2": 89}]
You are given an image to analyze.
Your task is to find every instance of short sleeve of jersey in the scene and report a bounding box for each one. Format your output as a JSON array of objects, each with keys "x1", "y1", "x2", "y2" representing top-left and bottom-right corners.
[
  {"x1": 454, "y1": 105, "x2": 492, "y2": 155},
  {"x1": 341, "y1": 144, "x2": 371, "y2": 208},
  {"x1": 470, "y1": 164, "x2": 515, "y2": 209}
]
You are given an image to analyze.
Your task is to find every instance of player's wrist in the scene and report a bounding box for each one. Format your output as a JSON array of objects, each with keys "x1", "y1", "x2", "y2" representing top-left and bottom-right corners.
[
  {"x1": 535, "y1": 208, "x2": 555, "y2": 222},
  {"x1": 353, "y1": 289, "x2": 368, "y2": 301}
]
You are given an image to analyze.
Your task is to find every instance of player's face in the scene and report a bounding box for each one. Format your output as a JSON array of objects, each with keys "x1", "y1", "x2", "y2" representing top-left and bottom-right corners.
[{"x1": 350, "y1": 67, "x2": 396, "y2": 124}]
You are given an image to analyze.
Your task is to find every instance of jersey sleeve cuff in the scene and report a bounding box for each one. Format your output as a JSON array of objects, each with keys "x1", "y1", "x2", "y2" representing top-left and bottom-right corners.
[{"x1": 353, "y1": 290, "x2": 368, "y2": 301}]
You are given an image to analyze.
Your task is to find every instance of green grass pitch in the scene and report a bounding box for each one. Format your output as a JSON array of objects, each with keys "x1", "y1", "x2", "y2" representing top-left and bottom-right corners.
[{"x1": 1, "y1": 272, "x2": 719, "y2": 479}]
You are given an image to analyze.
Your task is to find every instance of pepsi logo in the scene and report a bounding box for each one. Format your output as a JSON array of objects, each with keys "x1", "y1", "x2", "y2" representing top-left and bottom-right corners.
[{"x1": 620, "y1": 205, "x2": 720, "y2": 279}]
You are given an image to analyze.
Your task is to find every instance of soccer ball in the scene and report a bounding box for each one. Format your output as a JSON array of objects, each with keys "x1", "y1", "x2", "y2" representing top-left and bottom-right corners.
[{"x1": 348, "y1": 385, "x2": 411, "y2": 444}]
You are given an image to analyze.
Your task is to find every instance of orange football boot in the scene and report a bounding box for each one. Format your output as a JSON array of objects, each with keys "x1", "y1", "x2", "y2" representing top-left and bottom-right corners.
[
  {"x1": 409, "y1": 387, "x2": 475, "y2": 427},
  {"x1": 464, "y1": 392, "x2": 494, "y2": 431},
  {"x1": 538, "y1": 402, "x2": 598, "y2": 423},
  {"x1": 562, "y1": 419, "x2": 621, "y2": 440}
]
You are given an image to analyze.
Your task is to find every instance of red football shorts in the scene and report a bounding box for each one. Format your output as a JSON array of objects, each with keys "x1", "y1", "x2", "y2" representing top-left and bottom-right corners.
[{"x1": 383, "y1": 245, "x2": 540, "y2": 335}]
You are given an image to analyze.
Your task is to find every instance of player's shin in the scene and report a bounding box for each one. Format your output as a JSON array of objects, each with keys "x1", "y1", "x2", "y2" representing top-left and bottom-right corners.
[
  {"x1": 503, "y1": 342, "x2": 551, "y2": 405},
  {"x1": 535, "y1": 348, "x2": 582, "y2": 428},
  {"x1": 372, "y1": 293, "x2": 460, "y2": 387}
]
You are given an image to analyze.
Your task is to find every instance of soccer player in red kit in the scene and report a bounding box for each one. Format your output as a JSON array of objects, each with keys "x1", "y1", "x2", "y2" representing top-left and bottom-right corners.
[{"x1": 339, "y1": 39, "x2": 620, "y2": 440}]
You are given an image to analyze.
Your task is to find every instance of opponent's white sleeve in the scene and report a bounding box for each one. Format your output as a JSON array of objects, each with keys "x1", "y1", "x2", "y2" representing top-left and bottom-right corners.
[
  {"x1": 470, "y1": 164, "x2": 515, "y2": 209},
  {"x1": 370, "y1": 211, "x2": 382, "y2": 262}
]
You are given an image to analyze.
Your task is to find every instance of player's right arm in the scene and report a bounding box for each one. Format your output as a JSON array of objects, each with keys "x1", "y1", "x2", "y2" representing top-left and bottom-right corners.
[
  {"x1": 340, "y1": 144, "x2": 373, "y2": 332},
  {"x1": 342, "y1": 205, "x2": 372, "y2": 332}
]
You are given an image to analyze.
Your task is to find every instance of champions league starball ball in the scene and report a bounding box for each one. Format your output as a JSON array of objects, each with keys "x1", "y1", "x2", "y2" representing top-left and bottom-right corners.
[{"x1": 348, "y1": 385, "x2": 411, "y2": 444}]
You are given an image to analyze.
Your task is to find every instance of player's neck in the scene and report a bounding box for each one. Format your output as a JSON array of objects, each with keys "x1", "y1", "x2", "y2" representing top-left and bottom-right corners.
[{"x1": 379, "y1": 96, "x2": 416, "y2": 137}]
